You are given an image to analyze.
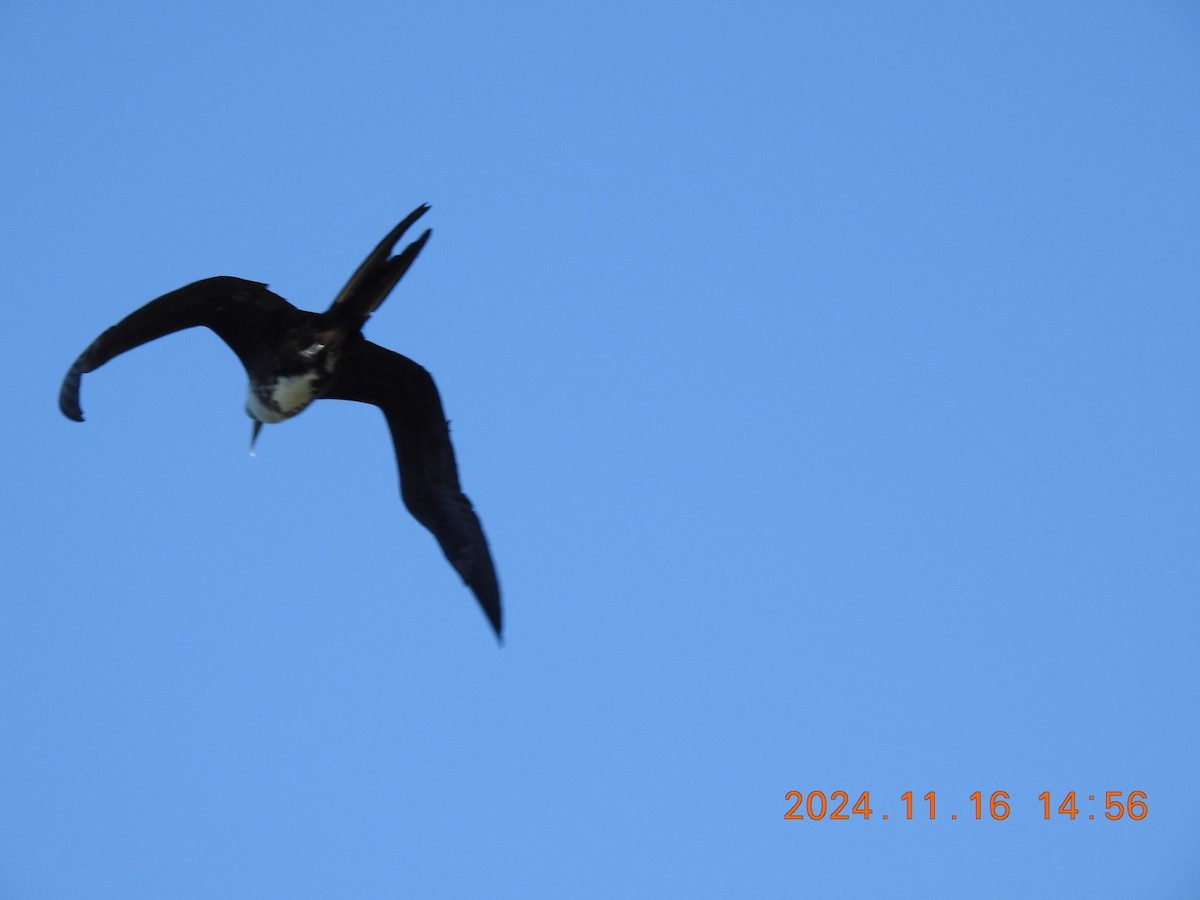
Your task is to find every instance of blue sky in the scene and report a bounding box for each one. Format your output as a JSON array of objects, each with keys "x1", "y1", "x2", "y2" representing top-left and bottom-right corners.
[{"x1": 2, "y1": 2, "x2": 1197, "y2": 897}]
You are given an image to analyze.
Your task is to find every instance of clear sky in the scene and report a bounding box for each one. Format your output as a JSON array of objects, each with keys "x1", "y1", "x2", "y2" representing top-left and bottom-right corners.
[{"x1": 2, "y1": 2, "x2": 1197, "y2": 897}]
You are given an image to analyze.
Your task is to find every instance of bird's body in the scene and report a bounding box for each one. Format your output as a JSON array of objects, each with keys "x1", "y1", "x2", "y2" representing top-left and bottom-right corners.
[
  {"x1": 247, "y1": 368, "x2": 330, "y2": 424},
  {"x1": 59, "y1": 204, "x2": 503, "y2": 639}
]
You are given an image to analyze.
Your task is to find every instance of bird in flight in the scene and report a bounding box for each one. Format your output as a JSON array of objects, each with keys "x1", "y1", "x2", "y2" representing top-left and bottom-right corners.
[{"x1": 59, "y1": 204, "x2": 502, "y2": 639}]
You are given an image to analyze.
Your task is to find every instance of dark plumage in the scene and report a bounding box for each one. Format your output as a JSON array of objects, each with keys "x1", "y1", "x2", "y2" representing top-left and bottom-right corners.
[{"x1": 59, "y1": 204, "x2": 502, "y2": 639}]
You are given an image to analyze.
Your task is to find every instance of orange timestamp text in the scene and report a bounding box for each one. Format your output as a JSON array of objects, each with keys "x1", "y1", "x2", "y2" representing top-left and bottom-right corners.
[{"x1": 783, "y1": 790, "x2": 1148, "y2": 822}]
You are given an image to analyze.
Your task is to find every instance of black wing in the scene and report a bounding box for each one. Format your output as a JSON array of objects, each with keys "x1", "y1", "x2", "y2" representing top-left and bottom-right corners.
[
  {"x1": 59, "y1": 277, "x2": 297, "y2": 422},
  {"x1": 325, "y1": 339, "x2": 502, "y2": 639}
]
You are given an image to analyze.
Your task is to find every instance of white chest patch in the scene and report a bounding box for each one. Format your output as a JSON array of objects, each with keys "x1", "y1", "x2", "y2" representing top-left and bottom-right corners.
[{"x1": 245, "y1": 372, "x2": 323, "y2": 424}]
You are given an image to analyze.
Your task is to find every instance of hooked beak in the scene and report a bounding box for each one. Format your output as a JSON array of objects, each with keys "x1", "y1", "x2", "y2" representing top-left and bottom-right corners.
[{"x1": 249, "y1": 420, "x2": 264, "y2": 457}]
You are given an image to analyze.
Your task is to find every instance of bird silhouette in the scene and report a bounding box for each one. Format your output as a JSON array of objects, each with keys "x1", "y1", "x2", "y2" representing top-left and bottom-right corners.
[{"x1": 59, "y1": 204, "x2": 502, "y2": 639}]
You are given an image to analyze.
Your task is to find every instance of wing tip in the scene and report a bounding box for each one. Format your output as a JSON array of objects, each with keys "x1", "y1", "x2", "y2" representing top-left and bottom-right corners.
[
  {"x1": 471, "y1": 581, "x2": 503, "y2": 642},
  {"x1": 472, "y1": 575, "x2": 503, "y2": 644},
  {"x1": 468, "y1": 564, "x2": 501, "y2": 643},
  {"x1": 59, "y1": 365, "x2": 86, "y2": 422},
  {"x1": 486, "y1": 606, "x2": 504, "y2": 644}
]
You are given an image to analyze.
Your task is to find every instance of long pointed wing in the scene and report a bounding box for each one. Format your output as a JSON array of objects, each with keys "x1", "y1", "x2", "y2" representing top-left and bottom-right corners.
[
  {"x1": 324, "y1": 205, "x2": 432, "y2": 329},
  {"x1": 325, "y1": 339, "x2": 502, "y2": 638},
  {"x1": 59, "y1": 276, "x2": 296, "y2": 421}
]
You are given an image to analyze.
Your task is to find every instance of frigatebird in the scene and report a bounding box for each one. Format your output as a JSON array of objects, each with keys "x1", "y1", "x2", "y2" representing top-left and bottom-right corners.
[{"x1": 59, "y1": 204, "x2": 502, "y2": 639}]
